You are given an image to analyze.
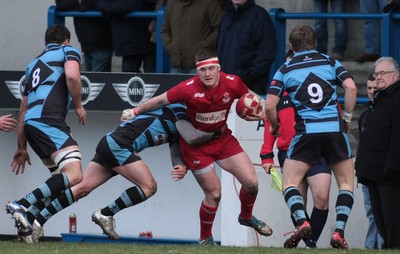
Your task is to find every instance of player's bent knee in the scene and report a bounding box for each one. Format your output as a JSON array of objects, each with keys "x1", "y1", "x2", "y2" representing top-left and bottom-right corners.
[
  {"x1": 142, "y1": 182, "x2": 157, "y2": 198},
  {"x1": 66, "y1": 170, "x2": 83, "y2": 186},
  {"x1": 245, "y1": 184, "x2": 259, "y2": 196},
  {"x1": 208, "y1": 190, "x2": 221, "y2": 203},
  {"x1": 55, "y1": 149, "x2": 83, "y2": 185}
]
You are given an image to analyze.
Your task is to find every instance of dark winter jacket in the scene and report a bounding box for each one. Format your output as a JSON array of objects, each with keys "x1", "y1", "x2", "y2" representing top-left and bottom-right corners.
[
  {"x1": 56, "y1": 0, "x2": 113, "y2": 53},
  {"x1": 217, "y1": 0, "x2": 276, "y2": 94},
  {"x1": 95, "y1": 0, "x2": 155, "y2": 56},
  {"x1": 161, "y1": 0, "x2": 222, "y2": 70},
  {"x1": 356, "y1": 80, "x2": 400, "y2": 187}
]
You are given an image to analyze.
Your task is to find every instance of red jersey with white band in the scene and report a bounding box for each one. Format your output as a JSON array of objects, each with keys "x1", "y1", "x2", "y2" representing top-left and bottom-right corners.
[
  {"x1": 167, "y1": 72, "x2": 249, "y2": 170},
  {"x1": 167, "y1": 72, "x2": 249, "y2": 132}
]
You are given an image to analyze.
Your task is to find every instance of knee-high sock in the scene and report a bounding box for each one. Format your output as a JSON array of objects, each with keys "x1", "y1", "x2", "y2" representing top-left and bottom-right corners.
[
  {"x1": 335, "y1": 190, "x2": 354, "y2": 237},
  {"x1": 239, "y1": 187, "x2": 256, "y2": 220},
  {"x1": 34, "y1": 188, "x2": 75, "y2": 226},
  {"x1": 28, "y1": 197, "x2": 53, "y2": 217},
  {"x1": 101, "y1": 186, "x2": 147, "y2": 216},
  {"x1": 26, "y1": 196, "x2": 53, "y2": 225},
  {"x1": 17, "y1": 173, "x2": 70, "y2": 208},
  {"x1": 306, "y1": 207, "x2": 329, "y2": 247},
  {"x1": 199, "y1": 201, "x2": 218, "y2": 241},
  {"x1": 284, "y1": 186, "x2": 307, "y2": 226}
]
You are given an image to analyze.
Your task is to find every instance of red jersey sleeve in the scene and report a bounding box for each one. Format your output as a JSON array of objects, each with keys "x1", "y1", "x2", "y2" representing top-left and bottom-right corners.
[{"x1": 260, "y1": 118, "x2": 276, "y2": 165}]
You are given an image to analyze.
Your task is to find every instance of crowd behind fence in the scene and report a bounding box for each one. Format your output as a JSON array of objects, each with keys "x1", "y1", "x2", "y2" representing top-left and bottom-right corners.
[{"x1": 48, "y1": 5, "x2": 400, "y2": 104}]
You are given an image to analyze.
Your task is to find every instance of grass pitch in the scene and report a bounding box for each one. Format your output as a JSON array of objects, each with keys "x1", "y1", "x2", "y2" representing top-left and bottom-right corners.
[{"x1": 0, "y1": 241, "x2": 399, "y2": 254}]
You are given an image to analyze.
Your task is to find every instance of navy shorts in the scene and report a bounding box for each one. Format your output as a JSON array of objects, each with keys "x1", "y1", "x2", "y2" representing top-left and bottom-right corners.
[
  {"x1": 278, "y1": 150, "x2": 331, "y2": 177},
  {"x1": 287, "y1": 132, "x2": 352, "y2": 165},
  {"x1": 91, "y1": 135, "x2": 141, "y2": 170},
  {"x1": 24, "y1": 119, "x2": 77, "y2": 159}
]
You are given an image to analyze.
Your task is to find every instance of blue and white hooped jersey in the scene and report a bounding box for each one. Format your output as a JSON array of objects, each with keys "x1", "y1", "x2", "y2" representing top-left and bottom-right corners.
[
  {"x1": 268, "y1": 50, "x2": 352, "y2": 134},
  {"x1": 107, "y1": 104, "x2": 189, "y2": 153},
  {"x1": 23, "y1": 43, "x2": 81, "y2": 121}
]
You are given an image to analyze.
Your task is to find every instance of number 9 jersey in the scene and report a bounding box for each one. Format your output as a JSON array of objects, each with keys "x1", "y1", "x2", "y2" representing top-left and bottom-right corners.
[{"x1": 268, "y1": 50, "x2": 353, "y2": 134}]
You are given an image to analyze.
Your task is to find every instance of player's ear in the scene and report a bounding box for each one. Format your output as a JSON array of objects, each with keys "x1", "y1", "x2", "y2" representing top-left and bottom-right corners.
[{"x1": 64, "y1": 39, "x2": 70, "y2": 45}]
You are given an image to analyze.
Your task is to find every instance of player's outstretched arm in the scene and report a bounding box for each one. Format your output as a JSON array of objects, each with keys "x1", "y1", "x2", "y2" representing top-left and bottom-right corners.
[
  {"x1": 176, "y1": 120, "x2": 220, "y2": 145},
  {"x1": 121, "y1": 92, "x2": 170, "y2": 121}
]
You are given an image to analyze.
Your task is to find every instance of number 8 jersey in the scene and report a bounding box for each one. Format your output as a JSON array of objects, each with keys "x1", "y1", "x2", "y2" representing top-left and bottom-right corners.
[
  {"x1": 23, "y1": 43, "x2": 81, "y2": 121},
  {"x1": 268, "y1": 50, "x2": 353, "y2": 134}
]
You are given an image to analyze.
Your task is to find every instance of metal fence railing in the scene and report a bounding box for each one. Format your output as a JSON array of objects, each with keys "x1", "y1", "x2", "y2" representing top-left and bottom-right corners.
[{"x1": 48, "y1": 6, "x2": 400, "y2": 103}]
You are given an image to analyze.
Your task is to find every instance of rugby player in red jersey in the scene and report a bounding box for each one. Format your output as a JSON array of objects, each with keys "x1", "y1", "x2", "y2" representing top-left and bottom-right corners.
[{"x1": 121, "y1": 48, "x2": 270, "y2": 245}]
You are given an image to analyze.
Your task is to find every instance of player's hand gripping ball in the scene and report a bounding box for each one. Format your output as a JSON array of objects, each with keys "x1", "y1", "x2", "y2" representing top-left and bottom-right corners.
[{"x1": 235, "y1": 93, "x2": 262, "y2": 119}]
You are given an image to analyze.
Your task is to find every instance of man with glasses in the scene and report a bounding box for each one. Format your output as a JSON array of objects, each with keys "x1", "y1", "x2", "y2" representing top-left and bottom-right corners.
[
  {"x1": 357, "y1": 73, "x2": 383, "y2": 249},
  {"x1": 356, "y1": 57, "x2": 400, "y2": 249}
]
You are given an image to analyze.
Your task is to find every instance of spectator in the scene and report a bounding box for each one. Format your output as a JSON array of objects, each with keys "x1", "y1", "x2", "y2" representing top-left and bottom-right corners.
[
  {"x1": 148, "y1": 0, "x2": 164, "y2": 45},
  {"x1": 55, "y1": 0, "x2": 113, "y2": 72},
  {"x1": 265, "y1": 26, "x2": 357, "y2": 249},
  {"x1": 357, "y1": 73, "x2": 383, "y2": 249},
  {"x1": 95, "y1": 0, "x2": 156, "y2": 73},
  {"x1": 355, "y1": 57, "x2": 400, "y2": 249},
  {"x1": 354, "y1": 0, "x2": 387, "y2": 63},
  {"x1": 313, "y1": 0, "x2": 347, "y2": 61},
  {"x1": 0, "y1": 114, "x2": 17, "y2": 132},
  {"x1": 161, "y1": 0, "x2": 222, "y2": 74},
  {"x1": 383, "y1": 0, "x2": 400, "y2": 12},
  {"x1": 260, "y1": 49, "x2": 331, "y2": 248},
  {"x1": 217, "y1": 0, "x2": 276, "y2": 95}
]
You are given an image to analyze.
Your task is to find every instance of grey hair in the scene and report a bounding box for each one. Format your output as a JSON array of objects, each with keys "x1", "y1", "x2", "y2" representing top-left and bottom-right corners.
[{"x1": 375, "y1": 57, "x2": 399, "y2": 72}]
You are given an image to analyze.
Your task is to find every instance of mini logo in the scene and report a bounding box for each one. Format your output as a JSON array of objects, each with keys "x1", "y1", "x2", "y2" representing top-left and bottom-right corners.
[
  {"x1": 113, "y1": 76, "x2": 160, "y2": 106},
  {"x1": 194, "y1": 92, "x2": 205, "y2": 98},
  {"x1": 5, "y1": 75, "x2": 104, "y2": 105},
  {"x1": 193, "y1": 160, "x2": 201, "y2": 165},
  {"x1": 5, "y1": 76, "x2": 26, "y2": 99},
  {"x1": 226, "y1": 75, "x2": 234, "y2": 80},
  {"x1": 283, "y1": 99, "x2": 289, "y2": 105},
  {"x1": 80, "y1": 76, "x2": 105, "y2": 105}
]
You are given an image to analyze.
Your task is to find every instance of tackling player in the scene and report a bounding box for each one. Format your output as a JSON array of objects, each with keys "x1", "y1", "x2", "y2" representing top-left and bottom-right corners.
[{"x1": 22, "y1": 104, "x2": 219, "y2": 241}]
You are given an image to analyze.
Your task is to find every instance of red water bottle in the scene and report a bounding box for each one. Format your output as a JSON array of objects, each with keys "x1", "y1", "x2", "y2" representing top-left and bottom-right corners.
[{"x1": 69, "y1": 213, "x2": 77, "y2": 234}]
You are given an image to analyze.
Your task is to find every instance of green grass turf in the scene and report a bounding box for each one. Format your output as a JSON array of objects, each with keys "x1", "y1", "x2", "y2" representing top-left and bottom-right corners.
[{"x1": 0, "y1": 241, "x2": 399, "y2": 254}]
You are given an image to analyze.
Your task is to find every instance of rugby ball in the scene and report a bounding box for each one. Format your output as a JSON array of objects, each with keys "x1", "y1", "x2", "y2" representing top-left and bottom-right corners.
[{"x1": 236, "y1": 93, "x2": 262, "y2": 119}]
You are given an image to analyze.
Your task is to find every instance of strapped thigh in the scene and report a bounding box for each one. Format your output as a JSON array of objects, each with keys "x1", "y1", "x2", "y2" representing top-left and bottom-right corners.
[{"x1": 53, "y1": 149, "x2": 82, "y2": 172}]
